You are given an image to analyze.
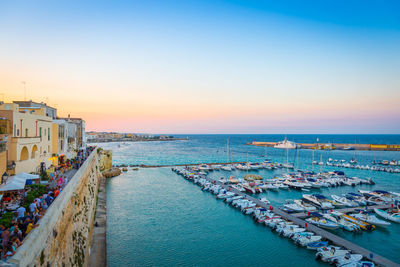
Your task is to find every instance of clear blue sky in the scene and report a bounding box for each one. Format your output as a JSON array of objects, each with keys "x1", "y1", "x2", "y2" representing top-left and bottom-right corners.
[{"x1": 1, "y1": 0, "x2": 399, "y2": 133}]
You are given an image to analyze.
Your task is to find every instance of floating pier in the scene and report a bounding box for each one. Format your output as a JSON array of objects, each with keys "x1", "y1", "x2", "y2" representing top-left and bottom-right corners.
[
  {"x1": 248, "y1": 141, "x2": 400, "y2": 151},
  {"x1": 205, "y1": 177, "x2": 400, "y2": 267}
]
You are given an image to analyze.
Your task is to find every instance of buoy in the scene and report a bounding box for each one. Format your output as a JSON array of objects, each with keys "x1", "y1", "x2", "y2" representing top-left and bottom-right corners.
[
  {"x1": 307, "y1": 211, "x2": 310, "y2": 216},
  {"x1": 391, "y1": 203, "x2": 394, "y2": 208},
  {"x1": 330, "y1": 209, "x2": 333, "y2": 212},
  {"x1": 305, "y1": 222, "x2": 308, "y2": 228}
]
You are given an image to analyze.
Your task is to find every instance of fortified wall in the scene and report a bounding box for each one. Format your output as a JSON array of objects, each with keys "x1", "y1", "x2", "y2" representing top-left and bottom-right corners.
[{"x1": 6, "y1": 150, "x2": 105, "y2": 267}]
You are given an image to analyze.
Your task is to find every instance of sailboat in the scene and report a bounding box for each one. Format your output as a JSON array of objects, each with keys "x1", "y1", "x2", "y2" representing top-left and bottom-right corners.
[{"x1": 221, "y1": 138, "x2": 232, "y2": 171}]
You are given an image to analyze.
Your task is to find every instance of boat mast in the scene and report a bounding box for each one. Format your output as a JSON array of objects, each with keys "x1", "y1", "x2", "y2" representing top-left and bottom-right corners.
[
  {"x1": 320, "y1": 153, "x2": 323, "y2": 173},
  {"x1": 296, "y1": 147, "x2": 299, "y2": 170},
  {"x1": 312, "y1": 149, "x2": 314, "y2": 172},
  {"x1": 227, "y1": 138, "x2": 230, "y2": 163},
  {"x1": 246, "y1": 152, "x2": 249, "y2": 175}
]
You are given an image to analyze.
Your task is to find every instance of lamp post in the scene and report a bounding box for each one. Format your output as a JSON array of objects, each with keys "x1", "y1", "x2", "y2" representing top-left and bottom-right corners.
[{"x1": 2, "y1": 172, "x2": 8, "y2": 184}]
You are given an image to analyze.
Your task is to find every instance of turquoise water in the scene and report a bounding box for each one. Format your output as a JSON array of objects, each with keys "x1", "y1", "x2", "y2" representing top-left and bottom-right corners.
[{"x1": 102, "y1": 135, "x2": 400, "y2": 266}]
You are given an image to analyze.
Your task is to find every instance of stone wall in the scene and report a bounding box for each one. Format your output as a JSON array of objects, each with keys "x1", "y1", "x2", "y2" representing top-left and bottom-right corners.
[{"x1": 7, "y1": 150, "x2": 101, "y2": 267}]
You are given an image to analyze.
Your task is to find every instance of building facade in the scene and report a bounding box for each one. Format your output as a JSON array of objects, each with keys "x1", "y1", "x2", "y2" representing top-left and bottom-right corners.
[{"x1": 0, "y1": 103, "x2": 54, "y2": 174}]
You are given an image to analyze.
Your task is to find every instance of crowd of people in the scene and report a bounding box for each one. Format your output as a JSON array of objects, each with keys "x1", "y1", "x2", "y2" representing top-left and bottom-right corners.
[{"x1": 0, "y1": 146, "x2": 96, "y2": 261}]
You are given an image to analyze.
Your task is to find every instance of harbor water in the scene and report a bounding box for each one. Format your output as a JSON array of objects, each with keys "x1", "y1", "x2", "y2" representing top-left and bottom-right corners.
[{"x1": 100, "y1": 134, "x2": 400, "y2": 266}]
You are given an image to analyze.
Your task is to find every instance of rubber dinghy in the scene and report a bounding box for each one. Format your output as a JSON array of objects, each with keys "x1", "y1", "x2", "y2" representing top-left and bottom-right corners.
[
  {"x1": 374, "y1": 208, "x2": 400, "y2": 223},
  {"x1": 306, "y1": 241, "x2": 329, "y2": 250}
]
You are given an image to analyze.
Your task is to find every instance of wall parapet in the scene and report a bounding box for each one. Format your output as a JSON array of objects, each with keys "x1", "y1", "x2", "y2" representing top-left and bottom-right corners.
[{"x1": 5, "y1": 150, "x2": 100, "y2": 267}]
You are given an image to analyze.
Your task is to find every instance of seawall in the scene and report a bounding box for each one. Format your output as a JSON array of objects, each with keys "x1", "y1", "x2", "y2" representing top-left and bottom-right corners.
[{"x1": 7, "y1": 150, "x2": 102, "y2": 267}]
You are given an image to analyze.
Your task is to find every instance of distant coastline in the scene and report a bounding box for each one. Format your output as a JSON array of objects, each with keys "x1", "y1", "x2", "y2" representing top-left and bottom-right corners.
[{"x1": 87, "y1": 137, "x2": 189, "y2": 143}]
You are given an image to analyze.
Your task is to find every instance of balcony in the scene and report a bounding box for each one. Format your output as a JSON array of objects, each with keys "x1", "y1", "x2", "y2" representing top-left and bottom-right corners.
[{"x1": 11, "y1": 136, "x2": 41, "y2": 145}]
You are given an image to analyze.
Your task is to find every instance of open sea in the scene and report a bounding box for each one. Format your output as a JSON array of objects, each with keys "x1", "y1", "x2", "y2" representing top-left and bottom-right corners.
[{"x1": 96, "y1": 134, "x2": 400, "y2": 266}]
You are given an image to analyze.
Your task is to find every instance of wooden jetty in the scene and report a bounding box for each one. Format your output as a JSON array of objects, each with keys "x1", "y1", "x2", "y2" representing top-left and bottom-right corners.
[
  {"x1": 248, "y1": 141, "x2": 400, "y2": 151},
  {"x1": 205, "y1": 177, "x2": 400, "y2": 267},
  {"x1": 291, "y1": 204, "x2": 392, "y2": 218}
]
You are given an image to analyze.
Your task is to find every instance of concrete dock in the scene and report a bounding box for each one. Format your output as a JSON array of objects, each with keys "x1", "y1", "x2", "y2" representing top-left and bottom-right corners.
[
  {"x1": 248, "y1": 141, "x2": 400, "y2": 151},
  {"x1": 203, "y1": 177, "x2": 400, "y2": 267}
]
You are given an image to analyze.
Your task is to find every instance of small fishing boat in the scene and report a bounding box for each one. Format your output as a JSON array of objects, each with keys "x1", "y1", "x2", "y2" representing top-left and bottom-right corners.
[{"x1": 374, "y1": 208, "x2": 400, "y2": 223}]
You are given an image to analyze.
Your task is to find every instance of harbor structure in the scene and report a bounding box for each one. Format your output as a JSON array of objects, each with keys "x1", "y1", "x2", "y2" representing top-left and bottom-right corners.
[{"x1": 249, "y1": 141, "x2": 400, "y2": 151}]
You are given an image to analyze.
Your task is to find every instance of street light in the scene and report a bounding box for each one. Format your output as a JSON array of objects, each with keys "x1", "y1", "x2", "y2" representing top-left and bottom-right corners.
[{"x1": 1, "y1": 171, "x2": 8, "y2": 184}]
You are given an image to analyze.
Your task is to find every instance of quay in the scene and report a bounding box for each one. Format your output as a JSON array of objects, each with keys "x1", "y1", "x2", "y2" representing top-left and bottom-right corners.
[
  {"x1": 248, "y1": 141, "x2": 400, "y2": 151},
  {"x1": 135, "y1": 162, "x2": 247, "y2": 168},
  {"x1": 205, "y1": 177, "x2": 400, "y2": 267}
]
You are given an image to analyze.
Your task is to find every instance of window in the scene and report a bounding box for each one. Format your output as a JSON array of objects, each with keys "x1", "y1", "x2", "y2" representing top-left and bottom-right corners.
[
  {"x1": 14, "y1": 124, "x2": 16, "y2": 137},
  {"x1": 17, "y1": 129, "x2": 19, "y2": 136},
  {"x1": 25, "y1": 128, "x2": 28, "y2": 137},
  {"x1": 48, "y1": 127, "x2": 50, "y2": 141},
  {"x1": 39, "y1": 127, "x2": 42, "y2": 138}
]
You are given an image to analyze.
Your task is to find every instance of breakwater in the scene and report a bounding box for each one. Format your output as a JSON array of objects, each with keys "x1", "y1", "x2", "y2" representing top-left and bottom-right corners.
[
  {"x1": 249, "y1": 141, "x2": 400, "y2": 151},
  {"x1": 6, "y1": 151, "x2": 102, "y2": 267}
]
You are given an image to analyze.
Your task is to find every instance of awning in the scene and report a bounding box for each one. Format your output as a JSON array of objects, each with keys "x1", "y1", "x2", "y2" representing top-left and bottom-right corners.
[{"x1": 0, "y1": 172, "x2": 40, "y2": 192}]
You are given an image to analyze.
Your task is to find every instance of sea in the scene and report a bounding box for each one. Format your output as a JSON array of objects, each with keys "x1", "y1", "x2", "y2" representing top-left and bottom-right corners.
[{"x1": 94, "y1": 134, "x2": 400, "y2": 266}]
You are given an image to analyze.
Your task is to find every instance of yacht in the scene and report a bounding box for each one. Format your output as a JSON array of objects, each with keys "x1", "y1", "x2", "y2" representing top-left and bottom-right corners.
[{"x1": 274, "y1": 138, "x2": 298, "y2": 149}]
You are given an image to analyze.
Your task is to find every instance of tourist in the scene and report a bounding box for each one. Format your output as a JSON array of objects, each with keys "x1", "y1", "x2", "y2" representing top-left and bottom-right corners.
[
  {"x1": 16, "y1": 206, "x2": 26, "y2": 219},
  {"x1": 1, "y1": 227, "x2": 10, "y2": 249},
  {"x1": 29, "y1": 202, "x2": 37, "y2": 213},
  {"x1": 3, "y1": 244, "x2": 15, "y2": 261}
]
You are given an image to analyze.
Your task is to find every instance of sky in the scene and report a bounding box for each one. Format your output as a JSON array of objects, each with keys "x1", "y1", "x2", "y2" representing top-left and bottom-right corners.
[{"x1": 0, "y1": 0, "x2": 399, "y2": 134}]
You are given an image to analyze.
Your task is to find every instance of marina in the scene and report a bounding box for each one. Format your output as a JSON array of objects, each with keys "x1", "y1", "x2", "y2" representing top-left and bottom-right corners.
[
  {"x1": 173, "y1": 166, "x2": 400, "y2": 266},
  {"x1": 102, "y1": 135, "x2": 400, "y2": 267}
]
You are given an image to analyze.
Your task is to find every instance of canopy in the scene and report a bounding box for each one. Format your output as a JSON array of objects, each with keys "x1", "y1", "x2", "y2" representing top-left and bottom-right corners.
[{"x1": 0, "y1": 172, "x2": 39, "y2": 192}]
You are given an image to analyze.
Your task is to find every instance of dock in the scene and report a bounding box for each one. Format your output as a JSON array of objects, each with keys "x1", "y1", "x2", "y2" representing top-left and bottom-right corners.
[
  {"x1": 205, "y1": 177, "x2": 400, "y2": 267},
  {"x1": 248, "y1": 141, "x2": 400, "y2": 151}
]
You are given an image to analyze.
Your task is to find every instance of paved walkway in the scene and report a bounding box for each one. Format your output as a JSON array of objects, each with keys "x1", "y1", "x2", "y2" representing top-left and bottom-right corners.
[{"x1": 88, "y1": 176, "x2": 107, "y2": 267}]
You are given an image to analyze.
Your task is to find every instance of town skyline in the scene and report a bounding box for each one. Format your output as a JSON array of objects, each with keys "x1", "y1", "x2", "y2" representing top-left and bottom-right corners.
[{"x1": 1, "y1": 1, "x2": 399, "y2": 134}]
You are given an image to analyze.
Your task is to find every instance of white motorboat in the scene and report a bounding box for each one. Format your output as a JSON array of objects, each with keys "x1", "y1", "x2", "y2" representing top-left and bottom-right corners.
[
  {"x1": 374, "y1": 208, "x2": 400, "y2": 223},
  {"x1": 296, "y1": 235, "x2": 322, "y2": 246},
  {"x1": 284, "y1": 200, "x2": 305, "y2": 212},
  {"x1": 303, "y1": 194, "x2": 334, "y2": 209},
  {"x1": 331, "y1": 253, "x2": 363, "y2": 266},
  {"x1": 331, "y1": 195, "x2": 358, "y2": 207},
  {"x1": 294, "y1": 200, "x2": 317, "y2": 211},
  {"x1": 323, "y1": 212, "x2": 360, "y2": 232},
  {"x1": 306, "y1": 214, "x2": 339, "y2": 230},
  {"x1": 351, "y1": 212, "x2": 391, "y2": 227},
  {"x1": 316, "y1": 246, "x2": 350, "y2": 263},
  {"x1": 274, "y1": 138, "x2": 298, "y2": 149}
]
